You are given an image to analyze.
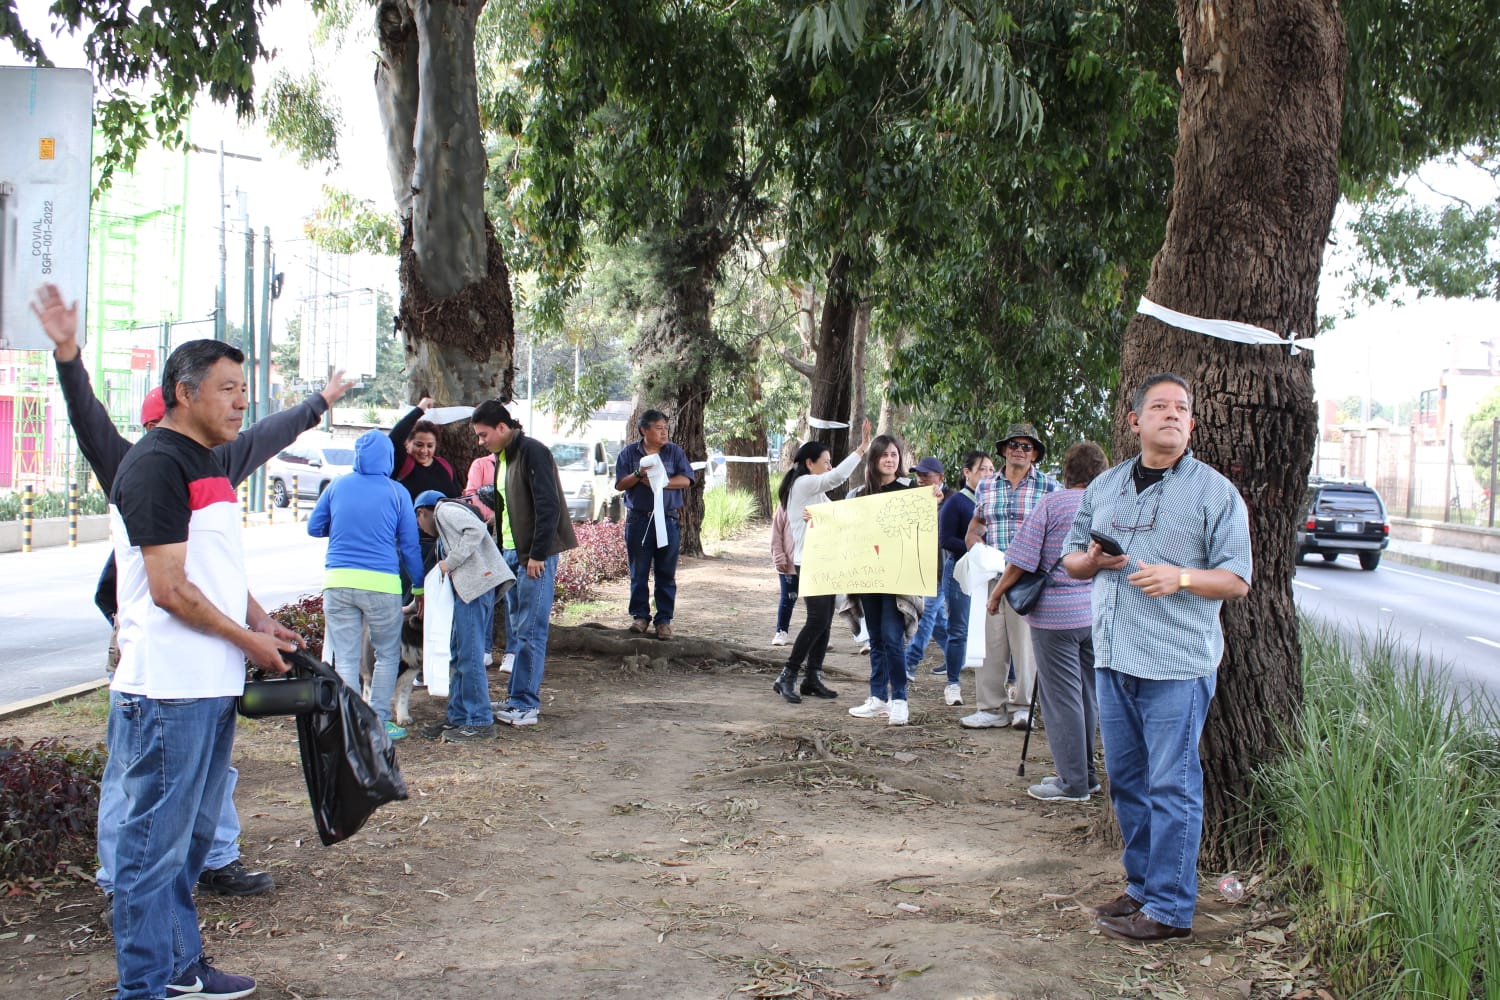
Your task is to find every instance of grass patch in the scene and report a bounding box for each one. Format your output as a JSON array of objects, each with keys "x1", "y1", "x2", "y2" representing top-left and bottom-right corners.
[
  {"x1": 36, "y1": 686, "x2": 111, "y2": 725},
  {"x1": 554, "y1": 599, "x2": 615, "y2": 626},
  {"x1": 1258, "y1": 623, "x2": 1500, "y2": 998},
  {"x1": 702, "y1": 488, "x2": 760, "y2": 544}
]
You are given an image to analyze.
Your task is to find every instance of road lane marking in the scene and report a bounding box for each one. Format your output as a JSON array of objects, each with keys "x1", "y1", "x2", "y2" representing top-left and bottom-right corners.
[
  {"x1": 1468, "y1": 636, "x2": 1500, "y2": 650},
  {"x1": 1292, "y1": 579, "x2": 1322, "y2": 591},
  {"x1": 1384, "y1": 566, "x2": 1500, "y2": 594}
]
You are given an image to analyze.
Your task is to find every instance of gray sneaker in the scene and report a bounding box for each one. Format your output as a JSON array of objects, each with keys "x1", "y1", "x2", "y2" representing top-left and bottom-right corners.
[
  {"x1": 442, "y1": 724, "x2": 495, "y2": 742},
  {"x1": 1042, "y1": 774, "x2": 1103, "y2": 795},
  {"x1": 1027, "y1": 782, "x2": 1090, "y2": 802},
  {"x1": 419, "y1": 721, "x2": 458, "y2": 740},
  {"x1": 497, "y1": 706, "x2": 540, "y2": 727}
]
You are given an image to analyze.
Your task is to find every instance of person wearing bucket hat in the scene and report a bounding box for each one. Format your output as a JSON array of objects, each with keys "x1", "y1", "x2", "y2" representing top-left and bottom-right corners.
[{"x1": 961, "y1": 421, "x2": 1060, "y2": 729}]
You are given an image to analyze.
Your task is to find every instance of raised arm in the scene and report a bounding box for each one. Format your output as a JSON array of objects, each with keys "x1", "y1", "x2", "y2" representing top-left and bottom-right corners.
[
  {"x1": 215, "y1": 370, "x2": 355, "y2": 485},
  {"x1": 33, "y1": 284, "x2": 130, "y2": 490}
]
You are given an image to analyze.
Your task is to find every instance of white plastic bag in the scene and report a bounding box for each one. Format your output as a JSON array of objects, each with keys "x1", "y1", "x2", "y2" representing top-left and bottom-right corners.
[{"x1": 422, "y1": 565, "x2": 453, "y2": 698}]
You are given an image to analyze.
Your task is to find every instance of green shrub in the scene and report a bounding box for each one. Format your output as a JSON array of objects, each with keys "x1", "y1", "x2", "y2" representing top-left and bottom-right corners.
[
  {"x1": 0, "y1": 488, "x2": 107, "y2": 521},
  {"x1": 0, "y1": 738, "x2": 106, "y2": 881},
  {"x1": 703, "y1": 488, "x2": 759, "y2": 543},
  {"x1": 270, "y1": 594, "x2": 327, "y2": 653},
  {"x1": 1258, "y1": 624, "x2": 1500, "y2": 997}
]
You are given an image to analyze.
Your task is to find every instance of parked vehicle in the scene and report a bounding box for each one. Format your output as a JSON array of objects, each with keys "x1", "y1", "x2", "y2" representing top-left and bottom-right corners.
[
  {"x1": 550, "y1": 439, "x2": 622, "y2": 521},
  {"x1": 1296, "y1": 478, "x2": 1390, "y2": 570},
  {"x1": 265, "y1": 434, "x2": 356, "y2": 507}
]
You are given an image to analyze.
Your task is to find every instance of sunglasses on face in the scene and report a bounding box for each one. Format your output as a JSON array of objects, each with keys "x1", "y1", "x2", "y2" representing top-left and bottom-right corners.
[{"x1": 1004, "y1": 441, "x2": 1035, "y2": 452}]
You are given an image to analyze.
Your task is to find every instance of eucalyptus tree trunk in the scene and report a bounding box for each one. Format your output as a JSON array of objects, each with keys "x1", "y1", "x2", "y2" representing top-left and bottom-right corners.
[
  {"x1": 374, "y1": 0, "x2": 515, "y2": 421},
  {"x1": 849, "y1": 300, "x2": 870, "y2": 428},
  {"x1": 635, "y1": 190, "x2": 733, "y2": 557},
  {"x1": 724, "y1": 342, "x2": 772, "y2": 519},
  {"x1": 1115, "y1": 0, "x2": 1344, "y2": 866},
  {"x1": 809, "y1": 252, "x2": 858, "y2": 496}
]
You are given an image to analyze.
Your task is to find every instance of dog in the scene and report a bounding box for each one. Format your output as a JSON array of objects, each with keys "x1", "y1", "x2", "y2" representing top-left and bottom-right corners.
[{"x1": 357, "y1": 611, "x2": 424, "y2": 728}]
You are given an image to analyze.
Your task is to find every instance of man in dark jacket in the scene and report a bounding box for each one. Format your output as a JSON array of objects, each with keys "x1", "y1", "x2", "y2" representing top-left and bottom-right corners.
[
  {"x1": 471, "y1": 400, "x2": 578, "y2": 726},
  {"x1": 32, "y1": 282, "x2": 353, "y2": 909}
]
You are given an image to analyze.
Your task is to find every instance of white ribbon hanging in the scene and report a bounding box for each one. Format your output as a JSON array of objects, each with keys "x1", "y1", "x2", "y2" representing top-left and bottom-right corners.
[
  {"x1": 639, "y1": 453, "x2": 669, "y2": 548},
  {"x1": 808, "y1": 416, "x2": 850, "y2": 429},
  {"x1": 1137, "y1": 297, "x2": 1315, "y2": 355}
]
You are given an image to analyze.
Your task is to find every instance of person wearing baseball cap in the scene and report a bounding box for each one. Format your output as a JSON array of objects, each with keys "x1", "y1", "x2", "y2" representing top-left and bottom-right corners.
[
  {"x1": 961, "y1": 421, "x2": 1060, "y2": 730},
  {"x1": 140, "y1": 387, "x2": 166, "y2": 428}
]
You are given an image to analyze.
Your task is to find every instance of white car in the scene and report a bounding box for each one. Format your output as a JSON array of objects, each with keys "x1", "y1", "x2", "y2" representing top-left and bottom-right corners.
[
  {"x1": 265, "y1": 434, "x2": 356, "y2": 507},
  {"x1": 550, "y1": 439, "x2": 621, "y2": 521}
]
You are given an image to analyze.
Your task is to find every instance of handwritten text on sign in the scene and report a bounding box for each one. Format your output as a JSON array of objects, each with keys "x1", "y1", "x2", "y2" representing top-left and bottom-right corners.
[{"x1": 799, "y1": 488, "x2": 938, "y2": 597}]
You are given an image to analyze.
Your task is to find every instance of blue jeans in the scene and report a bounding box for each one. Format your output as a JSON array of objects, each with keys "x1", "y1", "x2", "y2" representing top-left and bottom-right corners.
[
  {"x1": 904, "y1": 556, "x2": 952, "y2": 672},
  {"x1": 502, "y1": 551, "x2": 558, "y2": 712},
  {"x1": 107, "y1": 693, "x2": 237, "y2": 999},
  {"x1": 941, "y1": 556, "x2": 970, "y2": 683},
  {"x1": 625, "y1": 512, "x2": 679, "y2": 624},
  {"x1": 324, "y1": 587, "x2": 404, "y2": 725},
  {"x1": 1096, "y1": 668, "x2": 1217, "y2": 929},
  {"x1": 96, "y1": 755, "x2": 240, "y2": 893},
  {"x1": 861, "y1": 595, "x2": 908, "y2": 702},
  {"x1": 447, "y1": 587, "x2": 496, "y2": 727},
  {"x1": 776, "y1": 573, "x2": 799, "y2": 632}
]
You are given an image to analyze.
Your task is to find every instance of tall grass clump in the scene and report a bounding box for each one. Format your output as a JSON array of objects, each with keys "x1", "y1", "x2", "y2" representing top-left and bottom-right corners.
[
  {"x1": 1258, "y1": 623, "x2": 1500, "y2": 998},
  {"x1": 703, "y1": 488, "x2": 759, "y2": 543}
]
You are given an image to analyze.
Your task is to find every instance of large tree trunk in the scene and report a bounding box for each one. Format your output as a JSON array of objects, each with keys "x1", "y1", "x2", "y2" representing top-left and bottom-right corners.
[
  {"x1": 724, "y1": 341, "x2": 772, "y2": 519},
  {"x1": 849, "y1": 300, "x2": 870, "y2": 428},
  {"x1": 808, "y1": 253, "x2": 858, "y2": 496},
  {"x1": 1116, "y1": 0, "x2": 1344, "y2": 866},
  {"x1": 635, "y1": 190, "x2": 733, "y2": 557},
  {"x1": 375, "y1": 0, "x2": 514, "y2": 425}
]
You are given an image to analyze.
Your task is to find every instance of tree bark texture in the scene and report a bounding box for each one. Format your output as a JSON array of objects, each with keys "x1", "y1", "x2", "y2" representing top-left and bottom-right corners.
[
  {"x1": 410, "y1": 0, "x2": 489, "y2": 299},
  {"x1": 375, "y1": 0, "x2": 515, "y2": 418},
  {"x1": 635, "y1": 190, "x2": 734, "y2": 557},
  {"x1": 1116, "y1": 0, "x2": 1344, "y2": 866},
  {"x1": 849, "y1": 300, "x2": 870, "y2": 429},
  {"x1": 724, "y1": 341, "x2": 772, "y2": 519},
  {"x1": 808, "y1": 253, "x2": 857, "y2": 496}
]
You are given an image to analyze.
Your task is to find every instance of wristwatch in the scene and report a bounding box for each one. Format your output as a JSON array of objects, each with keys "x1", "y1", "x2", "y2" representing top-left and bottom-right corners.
[{"x1": 1178, "y1": 569, "x2": 1192, "y2": 592}]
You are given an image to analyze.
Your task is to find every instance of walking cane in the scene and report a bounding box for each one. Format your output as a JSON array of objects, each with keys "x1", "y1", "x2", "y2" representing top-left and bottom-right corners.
[{"x1": 1016, "y1": 672, "x2": 1041, "y2": 777}]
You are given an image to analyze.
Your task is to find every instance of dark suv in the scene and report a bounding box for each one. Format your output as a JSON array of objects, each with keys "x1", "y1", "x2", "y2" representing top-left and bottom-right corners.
[{"x1": 1296, "y1": 479, "x2": 1390, "y2": 571}]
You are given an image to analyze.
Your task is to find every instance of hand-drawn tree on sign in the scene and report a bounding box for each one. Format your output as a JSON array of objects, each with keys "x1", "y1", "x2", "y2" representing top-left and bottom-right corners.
[{"x1": 874, "y1": 492, "x2": 938, "y2": 592}]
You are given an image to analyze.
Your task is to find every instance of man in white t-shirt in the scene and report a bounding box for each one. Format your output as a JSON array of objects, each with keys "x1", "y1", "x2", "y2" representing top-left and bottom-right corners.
[{"x1": 107, "y1": 340, "x2": 301, "y2": 1000}]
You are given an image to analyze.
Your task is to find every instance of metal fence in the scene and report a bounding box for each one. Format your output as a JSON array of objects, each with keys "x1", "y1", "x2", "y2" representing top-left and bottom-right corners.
[{"x1": 1316, "y1": 421, "x2": 1499, "y2": 527}]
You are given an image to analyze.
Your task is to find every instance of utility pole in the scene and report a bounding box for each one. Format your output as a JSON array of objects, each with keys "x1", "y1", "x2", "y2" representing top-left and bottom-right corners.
[
  {"x1": 241, "y1": 191, "x2": 255, "y2": 425},
  {"x1": 216, "y1": 141, "x2": 227, "y2": 341},
  {"x1": 254, "y1": 228, "x2": 276, "y2": 512}
]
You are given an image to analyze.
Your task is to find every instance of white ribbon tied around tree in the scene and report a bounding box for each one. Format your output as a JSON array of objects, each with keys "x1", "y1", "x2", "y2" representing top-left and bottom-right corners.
[
  {"x1": 1137, "y1": 297, "x2": 1315, "y2": 355},
  {"x1": 639, "y1": 453, "x2": 669, "y2": 548}
]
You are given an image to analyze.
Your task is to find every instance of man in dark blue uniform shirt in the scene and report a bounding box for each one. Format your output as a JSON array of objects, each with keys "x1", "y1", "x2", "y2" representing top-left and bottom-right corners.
[{"x1": 613, "y1": 409, "x2": 695, "y2": 639}]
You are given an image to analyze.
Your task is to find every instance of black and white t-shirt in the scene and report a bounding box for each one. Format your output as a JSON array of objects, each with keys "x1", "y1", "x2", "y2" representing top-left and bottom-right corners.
[{"x1": 109, "y1": 428, "x2": 248, "y2": 698}]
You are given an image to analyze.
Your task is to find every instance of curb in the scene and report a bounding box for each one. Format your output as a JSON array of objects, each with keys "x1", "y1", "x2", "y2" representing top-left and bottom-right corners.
[
  {"x1": 0, "y1": 678, "x2": 109, "y2": 721},
  {"x1": 1383, "y1": 549, "x2": 1500, "y2": 586}
]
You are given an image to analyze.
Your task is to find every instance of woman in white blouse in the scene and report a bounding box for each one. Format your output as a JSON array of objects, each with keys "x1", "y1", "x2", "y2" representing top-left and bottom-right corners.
[{"x1": 772, "y1": 419, "x2": 871, "y2": 703}]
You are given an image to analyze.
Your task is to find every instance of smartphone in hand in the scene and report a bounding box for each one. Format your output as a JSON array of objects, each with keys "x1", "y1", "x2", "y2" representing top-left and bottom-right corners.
[{"x1": 1089, "y1": 530, "x2": 1125, "y2": 557}]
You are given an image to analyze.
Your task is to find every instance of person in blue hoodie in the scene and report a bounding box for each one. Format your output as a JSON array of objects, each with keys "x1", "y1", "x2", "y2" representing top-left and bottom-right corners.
[{"x1": 308, "y1": 429, "x2": 427, "y2": 740}]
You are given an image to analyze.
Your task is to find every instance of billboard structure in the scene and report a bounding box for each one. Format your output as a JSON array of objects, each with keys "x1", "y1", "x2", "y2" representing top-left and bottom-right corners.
[
  {"x1": 0, "y1": 66, "x2": 92, "y2": 352},
  {"x1": 298, "y1": 286, "x2": 378, "y2": 385}
]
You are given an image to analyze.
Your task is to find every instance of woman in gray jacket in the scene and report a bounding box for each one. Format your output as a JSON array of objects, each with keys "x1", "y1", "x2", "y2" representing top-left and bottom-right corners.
[{"x1": 412, "y1": 490, "x2": 515, "y2": 742}]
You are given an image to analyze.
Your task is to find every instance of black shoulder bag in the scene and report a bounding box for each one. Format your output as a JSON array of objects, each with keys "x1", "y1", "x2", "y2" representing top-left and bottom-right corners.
[{"x1": 1005, "y1": 555, "x2": 1064, "y2": 616}]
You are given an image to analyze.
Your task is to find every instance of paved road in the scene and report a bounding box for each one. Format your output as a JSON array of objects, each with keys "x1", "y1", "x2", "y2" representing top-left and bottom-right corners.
[
  {"x1": 2, "y1": 521, "x2": 328, "y2": 704},
  {"x1": 1293, "y1": 554, "x2": 1500, "y2": 704}
]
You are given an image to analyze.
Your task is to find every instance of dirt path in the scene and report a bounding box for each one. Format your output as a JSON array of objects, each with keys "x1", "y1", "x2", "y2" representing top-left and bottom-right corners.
[{"x1": 1, "y1": 531, "x2": 1294, "y2": 999}]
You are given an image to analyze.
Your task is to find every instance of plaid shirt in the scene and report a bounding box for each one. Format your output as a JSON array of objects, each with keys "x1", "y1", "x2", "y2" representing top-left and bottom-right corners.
[
  {"x1": 974, "y1": 466, "x2": 1060, "y2": 550},
  {"x1": 1063, "y1": 452, "x2": 1253, "y2": 680}
]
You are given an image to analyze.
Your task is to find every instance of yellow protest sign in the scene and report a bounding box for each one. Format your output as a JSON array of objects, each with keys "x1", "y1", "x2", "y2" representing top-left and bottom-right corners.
[{"x1": 799, "y1": 488, "x2": 939, "y2": 597}]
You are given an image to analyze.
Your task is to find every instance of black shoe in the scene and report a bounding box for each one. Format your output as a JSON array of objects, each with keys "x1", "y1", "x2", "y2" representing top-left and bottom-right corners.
[
  {"x1": 442, "y1": 723, "x2": 495, "y2": 742},
  {"x1": 799, "y1": 669, "x2": 838, "y2": 699},
  {"x1": 419, "y1": 721, "x2": 458, "y2": 740},
  {"x1": 772, "y1": 665, "x2": 802, "y2": 704},
  {"x1": 197, "y1": 859, "x2": 274, "y2": 897}
]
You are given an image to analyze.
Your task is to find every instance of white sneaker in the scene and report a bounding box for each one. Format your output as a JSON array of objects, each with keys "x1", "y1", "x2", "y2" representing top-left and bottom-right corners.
[
  {"x1": 772, "y1": 630, "x2": 789, "y2": 646},
  {"x1": 500, "y1": 653, "x2": 515, "y2": 674},
  {"x1": 960, "y1": 709, "x2": 1009, "y2": 729},
  {"x1": 483, "y1": 652, "x2": 493, "y2": 667},
  {"x1": 1011, "y1": 710, "x2": 1031, "y2": 729},
  {"x1": 859, "y1": 642, "x2": 871, "y2": 655},
  {"x1": 887, "y1": 700, "x2": 909, "y2": 725},
  {"x1": 943, "y1": 683, "x2": 963, "y2": 706},
  {"x1": 848, "y1": 697, "x2": 889, "y2": 719}
]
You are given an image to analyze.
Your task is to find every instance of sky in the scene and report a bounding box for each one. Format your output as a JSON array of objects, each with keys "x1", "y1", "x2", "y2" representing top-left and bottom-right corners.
[{"x1": 4, "y1": 2, "x2": 1498, "y2": 405}]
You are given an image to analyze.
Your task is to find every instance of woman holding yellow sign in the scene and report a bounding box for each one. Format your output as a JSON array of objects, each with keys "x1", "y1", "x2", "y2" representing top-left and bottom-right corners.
[{"x1": 770, "y1": 420, "x2": 873, "y2": 705}]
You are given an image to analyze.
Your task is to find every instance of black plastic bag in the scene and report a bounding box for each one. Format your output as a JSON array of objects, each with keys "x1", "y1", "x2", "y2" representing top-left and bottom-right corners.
[{"x1": 287, "y1": 650, "x2": 408, "y2": 845}]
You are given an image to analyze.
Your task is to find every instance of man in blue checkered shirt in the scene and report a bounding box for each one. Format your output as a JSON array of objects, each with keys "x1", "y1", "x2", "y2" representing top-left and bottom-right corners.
[{"x1": 1063, "y1": 373, "x2": 1251, "y2": 943}]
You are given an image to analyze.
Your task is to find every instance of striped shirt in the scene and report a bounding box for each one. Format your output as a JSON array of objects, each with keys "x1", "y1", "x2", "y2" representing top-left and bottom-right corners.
[
  {"x1": 1064, "y1": 452, "x2": 1252, "y2": 680},
  {"x1": 1003, "y1": 488, "x2": 1092, "y2": 630},
  {"x1": 974, "y1": 466, "x2": 1060, "y2": 550}
]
